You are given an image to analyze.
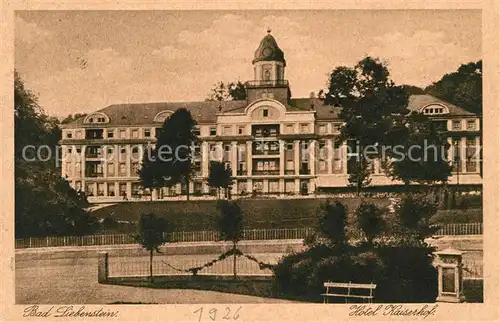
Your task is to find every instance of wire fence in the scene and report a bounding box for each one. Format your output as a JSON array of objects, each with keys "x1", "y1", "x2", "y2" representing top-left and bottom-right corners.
[
  {"x1": 15, "y1": 223, "x2": 482, "y2": 249},
  {"x1": 107, "y1": 254, "x2": 279, "y2": 277},
  {"x1": 462, "y1": 259, "x2": 483, "y2": 279}
]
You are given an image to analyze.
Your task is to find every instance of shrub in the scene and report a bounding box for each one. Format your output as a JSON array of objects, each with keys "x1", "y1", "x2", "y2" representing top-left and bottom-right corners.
[{"x1": 273, "y1": 197, "x2": 438, "y2": 303}]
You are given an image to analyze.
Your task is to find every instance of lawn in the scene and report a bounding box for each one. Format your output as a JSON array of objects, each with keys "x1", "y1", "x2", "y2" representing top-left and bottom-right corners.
[
  {"x1": 93, "y1": 197, "x2": 391, "y2": 232},
  {"x1": 92, "y1": 197, "x2": 482, "y2": 234}
]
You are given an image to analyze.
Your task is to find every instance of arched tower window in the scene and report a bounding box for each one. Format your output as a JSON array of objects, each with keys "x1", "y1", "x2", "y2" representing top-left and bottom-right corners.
[{"x1": 264, "y1": 69, "x2": 271, "y2": 81}]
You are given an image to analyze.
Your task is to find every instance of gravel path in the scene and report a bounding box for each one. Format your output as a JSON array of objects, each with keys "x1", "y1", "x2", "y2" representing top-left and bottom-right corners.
[{"x1": 16, "y1": 255, "x2": 292, "y2": 304}]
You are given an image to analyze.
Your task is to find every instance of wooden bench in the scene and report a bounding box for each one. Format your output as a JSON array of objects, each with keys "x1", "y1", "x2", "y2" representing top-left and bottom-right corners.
[{"x1": 322, "y1": 281, "x2": 376, "y2": 303}]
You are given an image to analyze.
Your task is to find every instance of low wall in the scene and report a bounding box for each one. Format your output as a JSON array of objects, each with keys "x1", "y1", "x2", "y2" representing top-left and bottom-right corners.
[{"x1": 106, "y1": 274, "x2": 275, "y2": 299}]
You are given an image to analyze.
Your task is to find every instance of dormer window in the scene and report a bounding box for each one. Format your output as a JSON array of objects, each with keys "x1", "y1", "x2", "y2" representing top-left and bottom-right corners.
[
  {"x1": 83, "y1": 113, "x2": 109, "y2": 124},
  {"x1": 422, "y1": 104, "x2": 449, "y2": 115}
]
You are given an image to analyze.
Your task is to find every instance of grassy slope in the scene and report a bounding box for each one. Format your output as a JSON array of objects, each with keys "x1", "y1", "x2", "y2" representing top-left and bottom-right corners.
[
  {"x1": 93, "y1": 197, "x2": 482, "y2": 234},
  {"x1": 93, "y1": 198, "x2": 392, "y2": 232}
]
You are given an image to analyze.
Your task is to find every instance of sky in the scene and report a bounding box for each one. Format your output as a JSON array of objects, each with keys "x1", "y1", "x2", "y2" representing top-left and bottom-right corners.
[{"x1": 15, "y1": 10, "x2": 481, "y2": 118}]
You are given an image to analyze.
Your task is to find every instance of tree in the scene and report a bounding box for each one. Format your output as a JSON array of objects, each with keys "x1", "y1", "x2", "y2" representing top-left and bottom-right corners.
[
  {"x1": 133, "y1": 213, "x2": 171, "y2": 282},
  {"x1": 138, "y1": 145, "x2": 164, "y2": 200},
  {"x1": 61, "y1": 113, "x2": 87, "y2": 124},
  {"x1": 207, "y1": 161, "x2": 233, "y2": 199},
  {"x1": 15, "y1": 71, "x2": 98, "y2": 238},
  {"x1": 206, "y1": 81, "x2": 247, "y2": 101},
  {"x1": 355, "y1": 203, "x2": 384, "y2": 245},
  {"x1": 315, "y1": 201, "x2": 348, "y2": 246},
  {"x1": 347, "y1": 156, "x2": 372, "y2": 196},
  {"x1": 143, "y1": 108, "x2": 199, "y2": 200},
  {"x1": 216, "y1": 200, "x2": 244, "y2": 278},
  {"x1": 385, "y1": 112, "x2": 452, "y2": 189},
  {"x1": 425, "y1": 60, "x2": 483, "y2": 177},
  {"x1": 394, "y1": 194, "x2": 439, "y2": 240},
  {"x1": 425, "y1": 61, "x2": 482, "y2": 115},
  {"x1": 401, "y1": 85, "x2": 425, "y2": 95},
  {"x1": 322, "y1": 57, "x2": 409, "y2": 195}
]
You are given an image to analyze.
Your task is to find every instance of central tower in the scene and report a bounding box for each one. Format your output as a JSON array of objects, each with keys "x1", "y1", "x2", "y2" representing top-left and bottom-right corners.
[{"x1": 246, "y1": 29, "x2": 290, "y2": 105}]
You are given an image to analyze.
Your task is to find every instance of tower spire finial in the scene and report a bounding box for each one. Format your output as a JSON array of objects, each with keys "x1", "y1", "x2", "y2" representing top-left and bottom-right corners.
[{"x1": 267, "y1": 27, "x2": 271, "y2": 34}]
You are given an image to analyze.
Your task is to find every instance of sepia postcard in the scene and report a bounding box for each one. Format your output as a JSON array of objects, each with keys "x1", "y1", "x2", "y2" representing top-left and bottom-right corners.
[{"x1": 1, "y1": 1, "x2": 499, "y2": 321}]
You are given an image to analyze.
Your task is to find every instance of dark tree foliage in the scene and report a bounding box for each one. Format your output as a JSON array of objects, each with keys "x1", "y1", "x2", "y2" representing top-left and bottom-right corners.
[
  {"x1": 355, "y1": 203, "x2": 384, "y2": 245},
  {"x1": 60, "y1": 113, "x2": 88, "y2": 124},
  {"x1": 425, "y1": 61, "x2": 482, "y2": 115},
  {"x1": 395, "y1": 194, "x2": 440, "y2": 240},
  {"x1": 314, "y1": 201, "x2": 348, "y2": 246},
  {"x1": 138, "y1": 145, "x2": 164, "y2": 200},
  {"x1": 133, "y1": 213, "x2": 171, "y2": 282},
  {"x1": 207, "y1": 161, "x2": 233, "y2": 199},
  {"x1": 273, "y1": 197, "x2": 437, "y2": 303},
  {"x1": 15, "y1": 71, "x2": 98, "y2": 238},
  {"x1": 320, "y1": 57, "x2": 409, "y2": 194},
  {"x1": 216, "y1": 200, "x2": 244, "y2": 277},
  {"x1": 347, "y1": 156, "x2": 372, "y2": 196},
  {"x1": 401, "y1": 85, "x2": 425, "y2": 95},
  {"x1": 385, "y1": 112, "x2": 452, "y2": 187},
  {"x1": 139, "y1": 108, "x2": 199, "y2": 200},
  {"x1": 206, "y1": 81, "x2": 247, "y2": 101}
]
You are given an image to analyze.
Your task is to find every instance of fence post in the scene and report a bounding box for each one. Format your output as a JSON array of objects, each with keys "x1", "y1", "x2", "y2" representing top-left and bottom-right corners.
[
  {"x1": 97, "y1": 252, "x2": 109, "y2": 283},
  {"x1": 29, "y1": 238, "x2": 32, "y2": 248}
]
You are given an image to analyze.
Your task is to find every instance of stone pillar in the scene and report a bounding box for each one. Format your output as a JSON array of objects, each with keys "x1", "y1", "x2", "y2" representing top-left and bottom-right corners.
[
  {"x1": 246, "y1": 141, "x2": 253, "y2": 176},
  {"x1": 114, "y1": 144, "x2": 119, "y2": 177},
  {"x1": 461, "y1": 137, "x2": 467, "y2": 173},
  {"x1": 202, "y1": 142, "x2": 209, "y2": 177},
  {"x1": 126, "y1": 182, "x2": 132, "y2": 199},
  {"x1": 103, "y1": 146, "x2": 108, "y2": 178},
  {"x1": 327, "y1": 139, "x2": 333, "y2": 175},
  {"x1": 98, "y1": 252, "x2": 109, "y2": 283},
  {"x1": 294, "y1": 178, "x2": 300, "y2": 194},
  {"x1": 342, "y1": 142, "x2": 348, "y2": 174},
  {"x1": 279, "y1": 179, "x2": 285, "y2": 194},
  {"x1": 279, "y1": 140, "x2": 285, "y2": 176},
  {"x1": 294, "y1": 140, "x2": 300, "y2": 175},
  {"x1": 434, "y1": 248, "x2": 465, "y2": 303},
  {"x1": 126, "y1": 145, "x2": 131, "y2": 177},
  {"x1": 309, "y1": 140, "x2": 316, "y2": 175},
  {"x1": 231, "y1": 141, "x2": 238, "y2": 177},
  {"x1": 81, "y1": 145, "x2": 87, "y2": 179}
]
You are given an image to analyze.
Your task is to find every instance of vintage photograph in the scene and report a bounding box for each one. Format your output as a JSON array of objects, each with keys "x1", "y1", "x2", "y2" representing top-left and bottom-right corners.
[{"x1": 14, "y1": 9, "x2": 484, "y2": 308}]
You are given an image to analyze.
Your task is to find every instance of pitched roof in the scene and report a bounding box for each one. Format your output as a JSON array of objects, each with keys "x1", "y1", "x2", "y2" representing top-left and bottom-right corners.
[
  {"x1": 65, "y1": 100, "x2": 248, "y2": 127},
  {"x1": 406, "y1": 94, "x2": 475, "y2": 116},
  {"x1": 62, "y1": 94, "x2": 476, "y2": 128}
]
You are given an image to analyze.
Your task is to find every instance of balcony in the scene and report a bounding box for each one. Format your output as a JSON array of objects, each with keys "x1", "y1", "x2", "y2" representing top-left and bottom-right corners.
[
  {"x1": 245, "y1": 79, "x2": 289, "y2": 88},
  {"x1": 85, "y1": 129, "x2": 104, "y2": 140},
  {"x1": 299, "y1": 166, "x2": 310, "y2": 175},
  {"x1": 252, "y1": 125, "x2": 280, "y2": 138}
]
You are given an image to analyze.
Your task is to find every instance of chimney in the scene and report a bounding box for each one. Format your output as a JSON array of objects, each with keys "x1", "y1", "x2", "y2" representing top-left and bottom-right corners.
[{"x1": 310, "y1": 92, "x2": 315, "y2": 110}]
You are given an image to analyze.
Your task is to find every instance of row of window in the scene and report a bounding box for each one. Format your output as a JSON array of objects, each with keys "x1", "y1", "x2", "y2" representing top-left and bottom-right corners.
[
  {"x1": 79, "y1": 178, "x2": 312, "y2": 198},
  {"x1": 452, "y1": 119, "x2": 477, "y2": 131},
  {"x1": 68, "y1": 117, "x2": 479, "y2": 140}
]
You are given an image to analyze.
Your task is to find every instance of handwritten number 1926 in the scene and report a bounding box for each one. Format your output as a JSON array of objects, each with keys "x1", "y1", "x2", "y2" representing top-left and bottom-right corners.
[{"x1": 194, "y1": 306, "x2": 241, "y2": 321}]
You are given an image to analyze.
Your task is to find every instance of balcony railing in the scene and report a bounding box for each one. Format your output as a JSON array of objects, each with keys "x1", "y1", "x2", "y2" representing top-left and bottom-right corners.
[
  {"x1": 85, "y1": 172, "x2": 103, "y2": 178},
  {"x1": 252, "y1": 170, "x2": 280, "y2": 175},
  {"x1": 245, "y1": 79, "x2": 289, "y2": 88},
  {"x1": 252, "y1": 149, "x2": 280, "y2": 155}
]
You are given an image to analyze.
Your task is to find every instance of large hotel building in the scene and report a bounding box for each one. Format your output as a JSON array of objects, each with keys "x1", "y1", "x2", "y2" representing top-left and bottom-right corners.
[{"x1": 60, "y1": 32, "x2": 482, "y2": 203}]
